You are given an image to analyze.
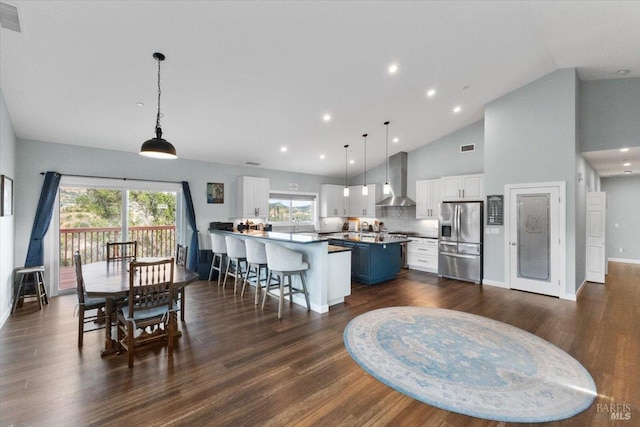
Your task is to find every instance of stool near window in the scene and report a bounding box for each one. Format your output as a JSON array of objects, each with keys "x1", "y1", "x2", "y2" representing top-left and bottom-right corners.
[{"x1": 262, "y1": 243, "x2": 310, "y2": 319}]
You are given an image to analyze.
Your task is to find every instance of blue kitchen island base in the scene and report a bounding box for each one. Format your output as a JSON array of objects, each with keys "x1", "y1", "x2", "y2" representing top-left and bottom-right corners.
[{"x1": 328, "y1": 236, "x2": 403, "y2": 285}]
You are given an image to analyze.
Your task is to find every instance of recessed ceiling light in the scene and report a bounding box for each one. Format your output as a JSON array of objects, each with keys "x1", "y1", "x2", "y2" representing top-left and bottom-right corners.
[
  {"x1": 623, "y1": 162, "x2": 631, "y2": 167},
  {"x1": 624, "y1": 170, "x2": 632, "y2": 174},
  {"x1": 323, "y1": 114, "x2": 331, "y2": 122},
  {"x1": 620, "y1": 148, "x2": 630, "y2": 152},
  {"x1": 617, "y1": 69, "x2": 630, "y2": 75},
  {"x1": 281, "y1": 146, "x2": 287, "y2": 152},
  {"x1": 426, "y1": 89, "x2": 436, "y2": 97},
  {"x1": 453, "y1": 106, "x2": 462, "y2": 113},
  {"x1": 388, "y1": 63, "x2": 399, "y2": 74},
  {"x1": 350, "y1": 160, "x2": 355, "y2": 164},
  {"x1": 136, "y1": 102, "x2": 144, "y2": 107},
  {"x1": 320, "y1": 154, "x2": 326, "y2": 160},
  {"x1": 393, "y1": 137, "x2": 399, "y2": 143}
]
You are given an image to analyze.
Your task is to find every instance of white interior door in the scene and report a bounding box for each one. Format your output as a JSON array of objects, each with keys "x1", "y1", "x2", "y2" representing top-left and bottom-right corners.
[
  {"x1": 507, "y1": 184, "x2": 563, "y2": 297},
  {"x1": 586, "y1": 192, "x2": 606, "y2": 283}
]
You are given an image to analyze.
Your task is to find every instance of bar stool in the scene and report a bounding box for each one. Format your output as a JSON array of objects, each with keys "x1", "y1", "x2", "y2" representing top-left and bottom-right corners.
[
  {"x1": 224, "y1": 236, "x2": 248, "y2": 293},
  {"x1": 242, "y1": 239, "x2": 269, "y2": 304},
  {"x1": 262, "y1": 243, "x2": 310, "y2": 319},
  {"x1": 11, "y1": 266, "x2": 48, "y2": 314},
  {"x1": 209, "y1": 233, "x2": 227, "y2": 286}
]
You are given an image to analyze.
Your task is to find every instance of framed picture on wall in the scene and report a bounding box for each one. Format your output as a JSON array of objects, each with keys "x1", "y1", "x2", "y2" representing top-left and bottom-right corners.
[
  {"x1": 207, "y1": 182, "x2": 224, "y2": 204},
  {"x1": 1, "y1": 175, "x2": 13, "y2": 216}
]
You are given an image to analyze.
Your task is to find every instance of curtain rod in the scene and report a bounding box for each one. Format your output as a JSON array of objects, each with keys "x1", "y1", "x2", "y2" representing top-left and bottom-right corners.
[{"x1": 40, "y1": 172, "x2": 183, "y2": 185}]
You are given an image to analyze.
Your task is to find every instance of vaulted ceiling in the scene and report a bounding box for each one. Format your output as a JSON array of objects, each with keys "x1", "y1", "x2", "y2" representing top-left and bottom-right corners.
[{"x1": 1, "y1": 1, "x2": 639, "y2": 177}]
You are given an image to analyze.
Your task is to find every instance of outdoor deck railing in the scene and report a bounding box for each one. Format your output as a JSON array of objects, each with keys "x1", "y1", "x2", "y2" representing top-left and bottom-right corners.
[{"x1": 60, "y1": 225, "x2": 176, "y2": 267}]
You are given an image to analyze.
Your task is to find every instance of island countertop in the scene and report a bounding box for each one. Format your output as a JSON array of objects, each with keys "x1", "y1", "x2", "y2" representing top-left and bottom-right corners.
[
  {"x1": 325, "y1": 232, "x2": 410, "y2": 244},
  {"x1": 209, "y1": 229, "x2": 329, "y2": 244}
]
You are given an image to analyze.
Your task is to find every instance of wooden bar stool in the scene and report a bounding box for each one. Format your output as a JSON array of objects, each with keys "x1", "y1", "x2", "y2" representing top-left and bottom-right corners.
[
  {"x1": 262, "y1": 243, "x2": 310, "y2": 319},
  {"x1": 208, "y1": 233, "x2": 227, "y2": 286},
  {"x1": 11, "y1": 266, "x2": 48, "y2": 313},
  {"x1": 224, "y1": 236, "x2": 248, "y2": 293},
  {"x1": 242, "y1": 239, "x2": 269, "y2": 304}
]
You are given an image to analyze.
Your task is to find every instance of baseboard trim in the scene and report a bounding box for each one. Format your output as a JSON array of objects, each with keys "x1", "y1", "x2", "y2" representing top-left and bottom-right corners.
[
  {"x1": 0, "y1": 306, "x2": 10, "y2": 331},
  {"x1": 482, "y1": 279, "x2": 508, "y2": 289},
  {"x1": 560, "y1": 292, "x2": 577, "y2": 301},
  {"x1": 608, "y1": 257, "x2": 640, "y2": 265}
]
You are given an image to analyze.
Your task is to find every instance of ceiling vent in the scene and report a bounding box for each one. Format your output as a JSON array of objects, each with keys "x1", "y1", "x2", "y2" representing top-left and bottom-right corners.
[
  {"x1": 0, "y1": 2, "x2": 21, "y2": 32},
  {"x1": 460, "y1": 143, "x2": 475, "y2": 153},
  {"x1": 246, "y1": 161, "x2": 260, "y2": 166}
]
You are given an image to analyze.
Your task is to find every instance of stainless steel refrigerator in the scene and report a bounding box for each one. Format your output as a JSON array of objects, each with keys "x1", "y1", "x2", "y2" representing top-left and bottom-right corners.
[{"x1": 438, "y1": 201, "x2": 483, "y2": 284}]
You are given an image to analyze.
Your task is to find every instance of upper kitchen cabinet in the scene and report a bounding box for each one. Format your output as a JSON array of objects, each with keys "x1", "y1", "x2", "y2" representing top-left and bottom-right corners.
[
  {"x1": 442, "y1": 174, "x2": 484, "y2": 201},
  {"x1": 349, "y1": 184, "x2": 380, "y2": 217},
  {"x1": 238, "y1": 176, "x2": 269, "y2": 218},
  {"x1": 416, "y1": 179, "x2": 443, "y2": 219},
  {"x1": 320, "y1": 184, "x2": 347, "y2": 217}
]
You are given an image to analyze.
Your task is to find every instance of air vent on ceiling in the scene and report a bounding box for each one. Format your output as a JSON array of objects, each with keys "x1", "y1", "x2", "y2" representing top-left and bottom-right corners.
[
  {"x1": 0, "y1": 2, "x2": 21, "y2": 32},
  {"x1": 246, "y1": 161, "x2": 260, "y2": 166},
  {"x1": 460, "y1": 143, "x2": 475, "y2": 153}
]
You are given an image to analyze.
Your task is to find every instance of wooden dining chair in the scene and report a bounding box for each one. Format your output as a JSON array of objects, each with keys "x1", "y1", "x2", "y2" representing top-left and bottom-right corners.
[
  {"x1": 175, "y1": 244, "x2": 188, "y2": 321},
  {"x1": 106, "y1": 241, "x2": 137, "y2": 262},
  {"x1": 74, "y1": 251, "x2": 108, "y2": 348},
  {"x1": 117, "y1": 258, "x2": 175, "y2": 368}
]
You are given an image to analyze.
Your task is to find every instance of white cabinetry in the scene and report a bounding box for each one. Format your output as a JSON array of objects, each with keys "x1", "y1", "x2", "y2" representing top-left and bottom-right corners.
[
  {"x1": 238, "y1": 176, "x2": 269, "y2": 218},
  {"x1": 406, "y1": 237, "x2": 438, "y2": 273},
  {"x1": 442, "y1": 174, "x2": 484, "y2": 201},
  {"x1": 320, "y1": 184, "x2": 347, "y2": 217},
  {"x1": 349, "y1": 184, "x2": 380, "y2": 217},
  {"x1": 416, "y1": 179, "x2": 443, "y2": 219}
]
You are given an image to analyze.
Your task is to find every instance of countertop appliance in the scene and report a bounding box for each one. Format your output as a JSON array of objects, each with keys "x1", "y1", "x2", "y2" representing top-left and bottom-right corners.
[
  {"x1": 438, "y1": 202, "x2": 483, "y2": 284},
  {"x1": 209, "y1": 222, "x2": 234, "y2": 231}
]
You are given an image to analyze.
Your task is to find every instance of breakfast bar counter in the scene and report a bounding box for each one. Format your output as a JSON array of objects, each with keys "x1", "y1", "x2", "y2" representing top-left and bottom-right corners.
[{"x1": 210, "y1": 230, "x2": 350, "y2": 313}]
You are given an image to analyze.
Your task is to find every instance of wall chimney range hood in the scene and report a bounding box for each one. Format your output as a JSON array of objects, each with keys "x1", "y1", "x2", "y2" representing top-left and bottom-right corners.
[{"x1": 376, "y1": 152, "x2": 416, "y2": 207}]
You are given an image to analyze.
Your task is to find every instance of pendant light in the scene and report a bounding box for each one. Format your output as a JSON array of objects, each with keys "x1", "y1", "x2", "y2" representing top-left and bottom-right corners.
[
  {"x1": 383, "y1": 121, "x2": 391, "y2": 195},
  {"x1": 343, "y1": 144, "x2": 350, "y2": 197},
  {"x1": 140, "y1": 52, "x2": 177, "y2": 159},
  {"x1": 362, "y1": 133, "x2": 368, "y2": 196}
]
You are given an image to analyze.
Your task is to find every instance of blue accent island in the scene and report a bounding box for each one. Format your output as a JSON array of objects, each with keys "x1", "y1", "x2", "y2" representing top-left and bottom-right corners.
[{"x1": 326, "y1": 233, "x2": 408, "y2": 285}]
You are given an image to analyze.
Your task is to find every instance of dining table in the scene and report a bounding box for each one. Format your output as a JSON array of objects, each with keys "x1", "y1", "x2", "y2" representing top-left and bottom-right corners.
[{"x1": 83, "y1": 258, "x2": 199, "y2": 356}]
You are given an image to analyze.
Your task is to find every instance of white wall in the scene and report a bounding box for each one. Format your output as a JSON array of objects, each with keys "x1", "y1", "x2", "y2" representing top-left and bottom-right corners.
[
  {"x1": 601, "y1": 175, "x2": 640, "y2": 262},
  {"x1": 14, "y1": 139, "x2": 342, "y2": 270},
  {"x1": 0, "y1": 89, "x2": 17, "y2": 327},
  {"x1": 484, "y1": 69, "x2": 579, "y2": 295}
]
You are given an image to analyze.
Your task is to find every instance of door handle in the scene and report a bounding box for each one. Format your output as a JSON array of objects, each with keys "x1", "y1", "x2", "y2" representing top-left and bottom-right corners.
[{"x1": 511, "y1": 242, "x2": 517, "y2": 246}]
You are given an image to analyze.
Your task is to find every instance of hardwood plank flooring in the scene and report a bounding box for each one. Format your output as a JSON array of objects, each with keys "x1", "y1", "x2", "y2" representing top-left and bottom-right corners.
[{"x1": 1, "y1": 262, "x2": 639, "y2": 426}]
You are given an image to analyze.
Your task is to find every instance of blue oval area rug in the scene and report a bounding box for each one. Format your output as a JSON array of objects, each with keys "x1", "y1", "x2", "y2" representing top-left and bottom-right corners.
[{"x1": 343, "y1": 306, "x2": 597, "y2": 423}]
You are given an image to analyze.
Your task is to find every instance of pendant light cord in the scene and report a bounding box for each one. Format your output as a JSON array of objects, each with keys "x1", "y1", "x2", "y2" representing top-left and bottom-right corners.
[
  {"x1": 155, "y1": 57, "x2": 162, "y2": 130},
  {"x1": 363, "y1": 134, "x2": 368, "y2": 187},
  {"x1": 344, "y1": 144, "x2": 349, "y2": 187},
  {"x1": 384, "y1": 121, "x2": 389, "y2": 184}
]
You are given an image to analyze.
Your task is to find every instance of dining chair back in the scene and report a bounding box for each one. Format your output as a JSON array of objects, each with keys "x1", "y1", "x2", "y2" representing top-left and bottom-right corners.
[
  {"x1": 73, "y1": 252, "x2": 108, "y2": 348},
  {"x1": 106, "y1": 241, "x2": 137, "y2": 262},
  {"x1": 117, "y1": 258, "x2": 175, "y2": 368},
  {"x1": 175, "y1": 244, "x2": 188, "y2": 321},
  {"x1": 209, "y1": 233, "x2": 228, "y2": 286}
]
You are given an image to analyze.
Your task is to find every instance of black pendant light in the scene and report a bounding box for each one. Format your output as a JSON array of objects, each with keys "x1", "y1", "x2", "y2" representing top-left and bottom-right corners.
[
  {"x1": 140, "y1": 52, "x2": 177, "y2": 159},
  {"x1": 343, "y1": 144, "x2": 350, "y2": 197}
]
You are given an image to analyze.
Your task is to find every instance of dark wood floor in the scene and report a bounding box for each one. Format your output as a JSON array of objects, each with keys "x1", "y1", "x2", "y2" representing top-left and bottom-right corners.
[{"x1": 1, "y1": 262, "x2": 639, "y2": 426}]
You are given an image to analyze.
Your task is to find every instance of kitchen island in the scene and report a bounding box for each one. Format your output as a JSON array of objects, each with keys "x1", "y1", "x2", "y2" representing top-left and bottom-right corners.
[
  {"x1": 327, "y1": 233, "x2": 409, "y2": 285},
  {"x1": 209, "y1": 230, "x2": 351, "y2": 313}
]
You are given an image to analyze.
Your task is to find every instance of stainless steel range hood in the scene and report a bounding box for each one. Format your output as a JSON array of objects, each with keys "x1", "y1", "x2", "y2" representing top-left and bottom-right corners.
[{"x1": 376, "y1": 151, "x2": 416, "y2": 207}]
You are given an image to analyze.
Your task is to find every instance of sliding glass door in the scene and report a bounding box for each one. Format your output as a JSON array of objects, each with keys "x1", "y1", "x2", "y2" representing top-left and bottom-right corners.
[{"x1": 54, "y1": 177, "x2": 183, "y2": 293}]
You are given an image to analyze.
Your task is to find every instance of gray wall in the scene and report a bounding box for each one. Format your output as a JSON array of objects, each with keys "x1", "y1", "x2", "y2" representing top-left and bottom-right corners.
[
  {"x1": 580, "y1": 78, "x2": 640, "y2": 152},
  {"x1": 601, "y1": 175, "x2": 640, "y2": 262},
  {"x1": 0, "y1": 89, "x2": 17, "y2": 327},
  {"x1": 14, "y1": 139, "x2": 342, "y2": 265},
  {"x1": 484, "y1": 69, "x2": 579, "y2": 295}
]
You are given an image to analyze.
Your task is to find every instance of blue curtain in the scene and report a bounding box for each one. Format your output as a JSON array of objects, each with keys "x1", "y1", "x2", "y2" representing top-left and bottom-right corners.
[
  {"x1": 25, "y1": 172, "x2": 61, "y2": 267},
  {"x1": 181, "y1": 181, "x2": 199, "y2": 272}
]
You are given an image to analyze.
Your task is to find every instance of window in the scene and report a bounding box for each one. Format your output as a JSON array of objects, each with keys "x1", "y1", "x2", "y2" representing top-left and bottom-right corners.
[{"x1": 268, "y1": 192, "x2": 316, "y2": 223}]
